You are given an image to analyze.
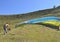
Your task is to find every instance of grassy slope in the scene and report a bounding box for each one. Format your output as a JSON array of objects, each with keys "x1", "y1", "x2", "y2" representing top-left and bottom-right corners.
[
  {"x1": 0, "y1": 24, "x2": 60, "y2": 42},
  {"x1": 0, "y1": 6, "x2": 60, "y2": 42}
]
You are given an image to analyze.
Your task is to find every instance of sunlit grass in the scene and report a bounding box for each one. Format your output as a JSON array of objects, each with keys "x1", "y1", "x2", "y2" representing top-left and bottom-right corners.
[
  {"x1": 0, "y1": 24, "x2": 60, "y2": 42},
  {"x1": 0, "y1": 18, "x2": 60, "y2": 42}
]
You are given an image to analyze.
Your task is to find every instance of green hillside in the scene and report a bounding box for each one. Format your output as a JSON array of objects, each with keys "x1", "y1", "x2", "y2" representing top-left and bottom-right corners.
[{"x1": 0, "y1": 6, "x2": 60, "y2": 42}]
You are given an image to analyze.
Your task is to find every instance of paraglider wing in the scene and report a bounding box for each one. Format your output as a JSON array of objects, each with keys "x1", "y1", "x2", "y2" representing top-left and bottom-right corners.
[{"x1": 15, "y1": 16, "x2": 60, "y2": 27}]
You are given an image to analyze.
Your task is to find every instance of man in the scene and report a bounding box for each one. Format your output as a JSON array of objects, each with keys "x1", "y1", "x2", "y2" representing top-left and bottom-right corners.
[{"x1": 3, "y1": 22, "x2": 10, "y2": 35}]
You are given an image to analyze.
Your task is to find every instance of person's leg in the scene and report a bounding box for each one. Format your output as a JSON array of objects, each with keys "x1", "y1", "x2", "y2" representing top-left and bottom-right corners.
[
  {"x1": 59, "y1": 26, "x2": 60, "y2": 30},
  {"x1": 57, "y1": 26, "x2": 60, "y2": 31},
  {"x1": 4, "y1": 28, "x2": 7, "y2": 35}
]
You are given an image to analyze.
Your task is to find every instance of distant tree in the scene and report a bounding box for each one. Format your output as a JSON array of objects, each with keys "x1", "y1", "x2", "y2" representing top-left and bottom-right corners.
[{"x1": 53, "y1": 5, "x2": 56, "y2": 9}]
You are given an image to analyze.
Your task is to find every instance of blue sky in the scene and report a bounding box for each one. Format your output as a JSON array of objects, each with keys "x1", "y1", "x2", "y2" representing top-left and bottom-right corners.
[{"x1": 0, "y1": 0, "x2": 60, "y2": 15}]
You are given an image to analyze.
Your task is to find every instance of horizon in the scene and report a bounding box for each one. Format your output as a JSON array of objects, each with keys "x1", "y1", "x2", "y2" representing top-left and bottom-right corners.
[
  {"x1": 0, "y1": 8, "x2": 53, "y2": 15},
  {"x1": 0, "y1": 0, "x2": 60, "y2": 15}
]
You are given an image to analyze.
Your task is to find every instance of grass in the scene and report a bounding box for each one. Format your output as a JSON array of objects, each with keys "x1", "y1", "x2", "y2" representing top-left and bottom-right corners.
[
  {"x1": 0, "y1": 24, "x2": 60, "y2": 42},
  {"x1": 0, "y1": 16, "x2": 60, "y2": 42}
]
